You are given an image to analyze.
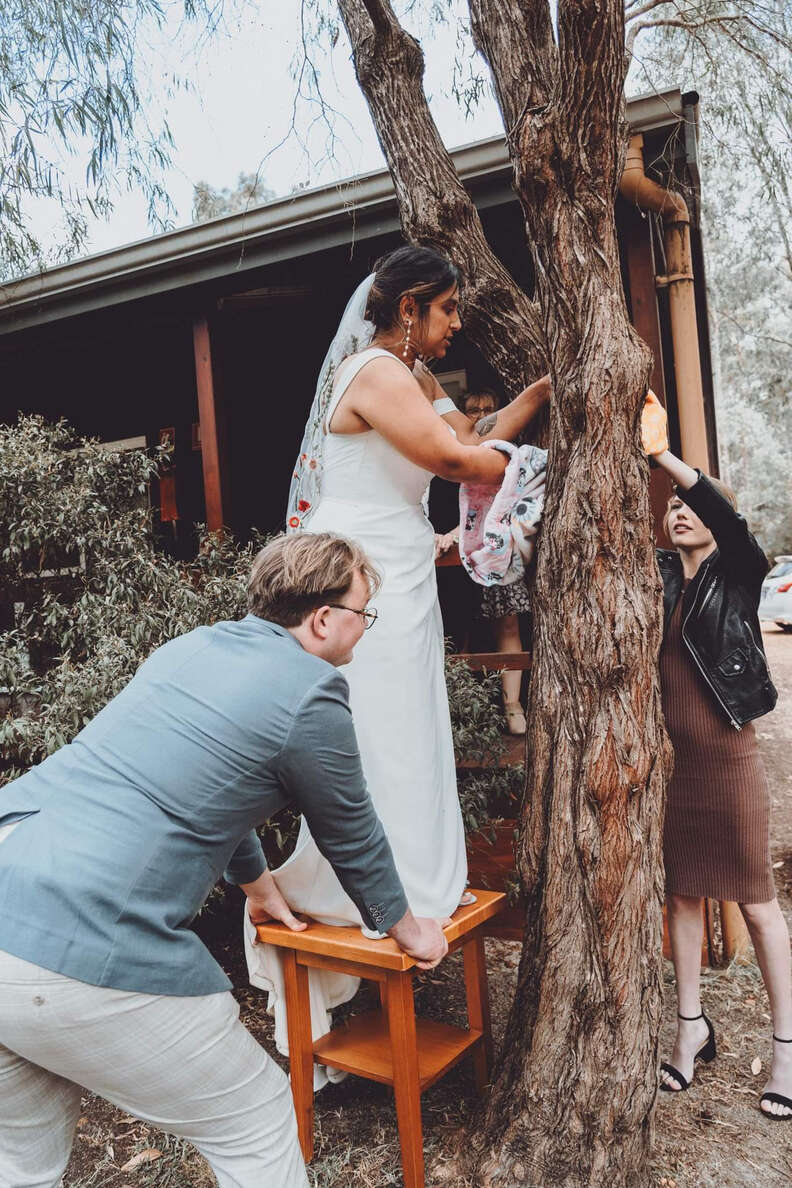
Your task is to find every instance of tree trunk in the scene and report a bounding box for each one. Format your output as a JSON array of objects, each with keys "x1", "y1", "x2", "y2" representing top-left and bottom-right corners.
[
  {"x1": 463, "y1": 2, "x2": 672, "y2": 1184},
  {"x1": 338, "y1": 0, "x2": 671, "y2": 1180},
  {"x1": 337, "y1": 0, "x2": 546, "y2": 394}
]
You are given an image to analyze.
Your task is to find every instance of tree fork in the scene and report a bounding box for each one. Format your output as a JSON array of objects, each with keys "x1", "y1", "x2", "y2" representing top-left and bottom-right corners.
[
  {"x1": 460, "y1": 0, "x2": 672, "y2": 1183},
  {"x1": 337, "y1": 0, "x2": 546, "y2": 394}
]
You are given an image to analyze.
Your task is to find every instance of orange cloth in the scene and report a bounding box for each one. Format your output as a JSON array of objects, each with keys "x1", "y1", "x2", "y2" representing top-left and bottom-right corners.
[{"x1": 641, "y1": 389, "x2": 669, "y2": 456}]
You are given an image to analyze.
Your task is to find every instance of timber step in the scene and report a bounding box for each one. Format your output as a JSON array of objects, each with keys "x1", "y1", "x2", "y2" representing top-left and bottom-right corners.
[
  {"x1": 456, "y1": 733, "x2": 524, "y2": 769},
  {"x1": 449, "y1": 651, "x2": 532, "y2": 673}
]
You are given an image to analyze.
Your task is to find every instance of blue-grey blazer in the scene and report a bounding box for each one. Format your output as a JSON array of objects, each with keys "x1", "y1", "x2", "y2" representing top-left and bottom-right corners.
[{"x1": 0, "y1": 616, "x2": 407, "y2": 995}]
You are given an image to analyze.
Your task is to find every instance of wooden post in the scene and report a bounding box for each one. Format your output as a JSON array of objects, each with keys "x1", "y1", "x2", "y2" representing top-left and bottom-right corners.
[
  {"x1": 192, "y1": 315, "x2": 229, "y2": 533},
  {"x1": 721, "y1": 901, "x2": 752, "y2": 964},
  {"x1": 622, "y1": 202, "x2": 674, "y2": 544}
]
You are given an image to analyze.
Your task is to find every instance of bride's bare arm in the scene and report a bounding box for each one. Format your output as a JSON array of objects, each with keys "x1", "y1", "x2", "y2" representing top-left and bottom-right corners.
[
  {"x1": 338, "y1": 357, "x2": 507, "y2": 484},
  {"x1": 445, "y1": 376, "x2": 551, "y2": 444},
  {"x1": 413, "y1": 361, "x2": 551, "y2": 445}
]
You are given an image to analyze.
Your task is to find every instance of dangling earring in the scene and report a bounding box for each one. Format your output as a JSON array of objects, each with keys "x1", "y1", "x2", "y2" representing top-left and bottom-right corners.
[{"x1": 402, "y1": 316, "x2": 413, "y2": 360}]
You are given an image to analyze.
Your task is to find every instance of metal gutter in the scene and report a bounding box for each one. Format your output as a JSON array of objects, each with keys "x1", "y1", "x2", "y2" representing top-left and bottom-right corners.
[{"x1": 0, "y1": 88, "x2": 686, "y2": 335}]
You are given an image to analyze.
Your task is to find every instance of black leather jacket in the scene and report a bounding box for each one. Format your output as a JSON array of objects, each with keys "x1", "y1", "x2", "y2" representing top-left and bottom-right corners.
[{"x1": 657, "y1": 473, "x2": 777, "y2": 729}]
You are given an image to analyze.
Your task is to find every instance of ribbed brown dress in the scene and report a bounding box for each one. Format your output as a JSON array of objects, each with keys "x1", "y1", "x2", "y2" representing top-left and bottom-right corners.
[{"x1": 661, "y1": 588, "x2": 774, "y2": 904}]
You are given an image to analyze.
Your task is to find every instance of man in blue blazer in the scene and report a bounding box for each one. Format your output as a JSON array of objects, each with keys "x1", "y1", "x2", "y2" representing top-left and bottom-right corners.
[{"x1": 0, "y1": 532, "x2": 447, "y2": 1188}]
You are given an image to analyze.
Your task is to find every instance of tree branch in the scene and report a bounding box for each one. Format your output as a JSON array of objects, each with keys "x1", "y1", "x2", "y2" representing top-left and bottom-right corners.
[
  {"x1": 626, "y1": 0, "x2": 671, "y2": 15},
  {"x1": 467, "y1": 0, "x2": 557, "y2": 135},
  {"x1": 626, "y1": 4, "x2": 792, "y2": 58},
  {"x1": 719, "y1": 310, "x2": 792, "y2": 352},
  {"x1": 555, "y1": 0, "x2": 628, "y2": 185},
  {"x1": 359, "y1": 0, "x2": 391, "y2": 35},
  {"x1": 337, "y1": 0, "x2": 547, "y2": 389}
]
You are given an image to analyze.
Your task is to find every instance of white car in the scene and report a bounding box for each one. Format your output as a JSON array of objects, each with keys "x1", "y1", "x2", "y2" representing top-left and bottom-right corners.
[{"x1": 759, "y1": 555, "x2": 792, "y2": 632}]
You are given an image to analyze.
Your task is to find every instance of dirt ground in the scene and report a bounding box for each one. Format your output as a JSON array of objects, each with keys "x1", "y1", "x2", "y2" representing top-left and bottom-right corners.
[{"x1": 62, "y1": 627, "x2": 792, "y2": 1187}]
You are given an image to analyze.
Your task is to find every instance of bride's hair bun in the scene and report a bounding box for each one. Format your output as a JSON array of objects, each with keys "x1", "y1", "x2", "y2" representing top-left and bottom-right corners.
[{"x1": 365, "y1": 245, "x2": 461, "y2": 330}]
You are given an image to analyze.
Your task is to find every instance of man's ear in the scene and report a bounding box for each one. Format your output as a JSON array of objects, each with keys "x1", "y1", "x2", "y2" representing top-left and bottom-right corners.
[{"x1": 310, "y1": 604, "x2": 332, "y2": 640}]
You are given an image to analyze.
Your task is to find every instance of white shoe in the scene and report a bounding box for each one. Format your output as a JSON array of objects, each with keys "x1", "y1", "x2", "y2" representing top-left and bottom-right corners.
[{"x1": 310, "y1": 1063, "x2": 348, "y2": 1092}]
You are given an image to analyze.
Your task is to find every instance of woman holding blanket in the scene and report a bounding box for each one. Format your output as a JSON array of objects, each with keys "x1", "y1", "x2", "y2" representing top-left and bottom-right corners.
[
  {"x1": 642, "y1": 393, "x2": 791, "y2": 1119},
  {"x1": 249, "y1": 247, "x2": 549, "y2": 1076}
]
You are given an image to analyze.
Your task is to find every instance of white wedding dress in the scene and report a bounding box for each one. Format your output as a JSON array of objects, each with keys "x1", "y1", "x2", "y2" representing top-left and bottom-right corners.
[{"x1": 245, "y1": 347, "x2": 467, "y2": 1060}]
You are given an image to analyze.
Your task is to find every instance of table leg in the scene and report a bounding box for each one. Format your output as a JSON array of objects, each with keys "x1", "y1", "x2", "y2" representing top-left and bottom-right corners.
[
  {"x1": 462, "y1": 931, "x2": 492, "y2": 1093},
  {"x1": 385, "y1": 971, "x2": 424, "y2": 1188},
  {"x1": 283, "y1": 950, "x2": 315, "y2": 1162}
]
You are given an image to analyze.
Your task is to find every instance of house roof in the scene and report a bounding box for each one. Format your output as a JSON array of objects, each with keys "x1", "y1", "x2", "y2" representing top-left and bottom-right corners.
[{"x1": 0, "y1": 88, "x2": 696, "y2": 336}]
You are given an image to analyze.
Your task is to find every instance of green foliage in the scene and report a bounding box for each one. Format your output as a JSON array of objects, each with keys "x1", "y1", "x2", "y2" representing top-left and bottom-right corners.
[
  {"x1": 0, "y1": 415, "x2": 260, "y2": 781},
  {"x1": 444, "y1": 653, "x2": 505, "y2": 768},
  {"x1": 456, "y1": 763, "x2": 523, "y2": 838},
  {"x1": 0, "y1": 0, "x2": 214, "y2": 279},
  {"x1": 444, "y1": 652, "x2": 525, "y2": 839}
]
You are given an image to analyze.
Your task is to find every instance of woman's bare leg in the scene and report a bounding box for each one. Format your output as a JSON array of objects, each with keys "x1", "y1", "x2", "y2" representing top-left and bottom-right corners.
[
  {"x1": 494, "y1": 614, "x2": 522, "y2": 707},
  {"x1": 739, "y1": 898, "x2": 792, "y2": 1117},
  {"x1": 662, "y1": 894, "x2": 710, "y2": 1089}
]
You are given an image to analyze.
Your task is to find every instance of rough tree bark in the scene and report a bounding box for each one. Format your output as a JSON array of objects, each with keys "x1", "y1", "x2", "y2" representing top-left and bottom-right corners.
[
  {"x1": 338, "y1": 0, "x2": 671, "y2": 1181},
  {"x1": 337, "y1": 0, "x2": 546, "y2": 394},
  {"x1": 468, "y1": 0, "x2": 556, "y2": 135},
  {"x1": 461, "y1": 1, "x2": 672, "y2": 1183}
]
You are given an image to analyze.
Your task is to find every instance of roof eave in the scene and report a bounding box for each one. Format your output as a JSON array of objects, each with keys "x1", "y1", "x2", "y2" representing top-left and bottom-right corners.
[{"x1": 0, "y1": 87, "x2": 690, "y2": 334}]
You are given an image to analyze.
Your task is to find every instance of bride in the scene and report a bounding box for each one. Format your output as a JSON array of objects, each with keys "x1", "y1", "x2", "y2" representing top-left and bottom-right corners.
[{"x1": 247, "y1": 245, "x2": 549, "y2": 1066}]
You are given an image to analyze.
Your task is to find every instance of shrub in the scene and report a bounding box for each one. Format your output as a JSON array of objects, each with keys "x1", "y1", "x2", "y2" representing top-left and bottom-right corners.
[{"x1": 0, "y1": 416, "x2": 259, "y2": 781}]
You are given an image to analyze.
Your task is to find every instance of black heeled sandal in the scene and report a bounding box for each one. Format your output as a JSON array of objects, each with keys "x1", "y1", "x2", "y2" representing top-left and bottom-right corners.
[
  {"x1": 760, "y1": 1036, "x2": 792, "y2": 1121},
  {"x1": 660, "y1": 1011, "x2": 716, "y2": 1092}
]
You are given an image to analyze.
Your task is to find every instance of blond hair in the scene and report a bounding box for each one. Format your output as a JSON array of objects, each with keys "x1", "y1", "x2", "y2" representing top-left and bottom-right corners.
[
  {"x1": 663, "y1": 475, "x2": 738, "y2": 538},
  {"x1": 247, "y1": 533, "x2": 380, "y2": 627}
]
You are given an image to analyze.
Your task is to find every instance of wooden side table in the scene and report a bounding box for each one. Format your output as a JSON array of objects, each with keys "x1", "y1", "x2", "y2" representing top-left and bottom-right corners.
[{"x1": 255, "y1": 888, "x2": 505, "y2": 1188}]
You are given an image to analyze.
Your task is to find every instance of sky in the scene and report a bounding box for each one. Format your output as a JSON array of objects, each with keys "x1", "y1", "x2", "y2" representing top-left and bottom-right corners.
[{"x1": 44, "y1": 0, "x2": 508, "y2": 259}]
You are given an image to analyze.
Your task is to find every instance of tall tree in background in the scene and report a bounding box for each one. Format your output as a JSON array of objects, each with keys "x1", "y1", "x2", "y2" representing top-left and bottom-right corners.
[
  {"x1": 192, "y1": 171, "x2": 276, "y2": 221},
  {"x1": 631, "y1": 5, "x2": 792, "y2": 554},
  {"x1": 340, "y1": 1, "x2": 670, "y2": 1182}
]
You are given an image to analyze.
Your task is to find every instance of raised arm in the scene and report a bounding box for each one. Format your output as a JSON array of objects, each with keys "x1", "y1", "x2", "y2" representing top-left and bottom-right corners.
[
  {"x1": 340, "y1": 356, "x2": 508, "y2": 484},
  {"x1": 412, "y1": 358, "x2": 550, "y2": 445},
  {"x1": 641, "y1": 392, "x2": 769, "y2": 582},
  {"x1": 443, "y1": 376, "x2": 551, "y2": 446}
]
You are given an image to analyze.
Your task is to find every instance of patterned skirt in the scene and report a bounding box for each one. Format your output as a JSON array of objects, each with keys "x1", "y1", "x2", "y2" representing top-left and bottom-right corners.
[{"x1": 478, "y1": 579, "x2": 532, "y2": 620}]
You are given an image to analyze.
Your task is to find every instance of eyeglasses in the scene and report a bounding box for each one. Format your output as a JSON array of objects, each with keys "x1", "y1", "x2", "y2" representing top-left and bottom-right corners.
[{"x1": 327, "y1": 604, "x2": 379, "y2": 630}]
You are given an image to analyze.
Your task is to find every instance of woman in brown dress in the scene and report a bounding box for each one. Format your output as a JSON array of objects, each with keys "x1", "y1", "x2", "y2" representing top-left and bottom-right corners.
[{"x1": 642, "y1": 394, "x2": 792, "y2": 1119}]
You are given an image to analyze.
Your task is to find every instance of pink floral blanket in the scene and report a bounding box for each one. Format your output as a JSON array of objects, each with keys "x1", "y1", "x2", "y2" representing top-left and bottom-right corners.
[{"x1": 458, "y1": 440, "x2": 547, "y2": 586}]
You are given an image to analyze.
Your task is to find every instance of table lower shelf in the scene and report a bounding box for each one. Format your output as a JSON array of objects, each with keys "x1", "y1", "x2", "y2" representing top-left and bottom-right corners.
[{"x1": 313, "y1": 1010, "x2": 482, "y2": 1091}]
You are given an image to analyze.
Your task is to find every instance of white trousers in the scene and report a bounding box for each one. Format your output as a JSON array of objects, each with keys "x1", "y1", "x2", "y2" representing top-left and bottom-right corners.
[{"x1": 0, "y1": 948, "x2": 308, "y2": 1188}]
